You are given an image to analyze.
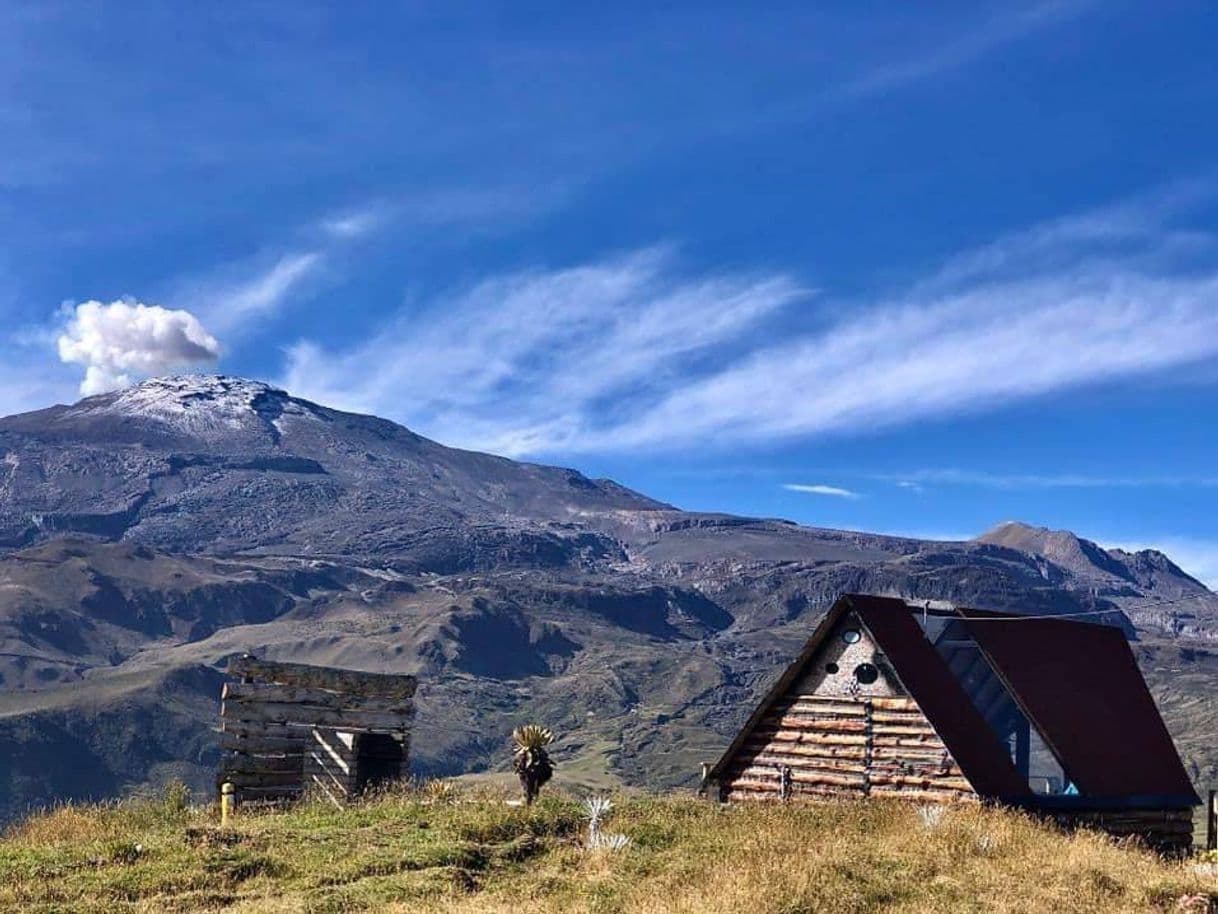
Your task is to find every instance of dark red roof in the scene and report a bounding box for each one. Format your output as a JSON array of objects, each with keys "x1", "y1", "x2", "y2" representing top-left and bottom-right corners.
[
  {"x1": 958, "y1": 608, "x2": 1198, "y2": 803},
  {"x1": 852, "y1": 596, "x2": 1029, "y2": 798},
  {"x1": 706, "y1": 594, "x2": 1196, "y2": 808}
]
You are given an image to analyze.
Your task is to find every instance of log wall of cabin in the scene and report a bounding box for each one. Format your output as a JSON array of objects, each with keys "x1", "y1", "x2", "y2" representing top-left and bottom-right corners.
[
  {"x1": 718, "y1": 617, "x2": 977, "y2": 804},
  {"x1": 219, "y1": 658, "x2": 414, "y2": 804}
]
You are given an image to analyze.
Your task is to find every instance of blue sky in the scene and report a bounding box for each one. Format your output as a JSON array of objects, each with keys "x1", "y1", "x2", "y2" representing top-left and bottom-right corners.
[{"x1": 3, "y1": 2, "x2": 1218, "y2": 584}]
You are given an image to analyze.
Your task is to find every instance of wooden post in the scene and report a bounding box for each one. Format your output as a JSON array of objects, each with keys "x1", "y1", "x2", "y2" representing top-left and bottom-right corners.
[
  {"x1": 1208, "y1": 789, "x2": 1217, "y2": 852},
  {"x1": 221, "y1": 781, "x2": 235, "y2": 827}
]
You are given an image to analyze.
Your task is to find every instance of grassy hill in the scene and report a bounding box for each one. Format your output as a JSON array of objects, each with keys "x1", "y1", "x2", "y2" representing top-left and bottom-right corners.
[{"x1": 1, "y1": 785, "x2": 1215, "y2": 913}]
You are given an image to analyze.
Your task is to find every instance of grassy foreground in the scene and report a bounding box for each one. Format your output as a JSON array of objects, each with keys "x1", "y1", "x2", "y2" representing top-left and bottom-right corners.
[{"x1": 2, "y1": 785, "x2": 1215, "y2": 914}]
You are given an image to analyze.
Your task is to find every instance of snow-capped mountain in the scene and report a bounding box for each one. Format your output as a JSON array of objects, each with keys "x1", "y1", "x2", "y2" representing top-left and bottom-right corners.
[{"x1": 0, "y1": 376, "x2": 1214, "y2": 821}]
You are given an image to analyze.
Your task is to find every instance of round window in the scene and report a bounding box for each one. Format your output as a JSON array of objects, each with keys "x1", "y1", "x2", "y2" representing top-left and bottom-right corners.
[
  {"x1": 825, "y1": 662, "x2": 839, "y2": 674},
  {"x1": 841, "y1": 629, "x2": 862, "y2": 645},
  {"x1": 853, "y1": 663, "x2": 879, "y2": 685}
]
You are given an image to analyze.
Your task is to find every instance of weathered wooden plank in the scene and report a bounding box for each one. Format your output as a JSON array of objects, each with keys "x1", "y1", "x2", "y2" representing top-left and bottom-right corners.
[
  {"x1": 775, "y1": 699, "x2": 868, "y2": 716},
  {"x1": 221, "y1": 770, "x2": 304, "y2": 788},
  {"x1": 870, "y1": 774, "x2": 973, "y2": 791},
  {"x1": 869, "y1": 787, "x2": 977, "y2": 803},
  {"x1": 786, "y1": 694, "x2": 869, "y2": 707},
  {"x1": 871, "y1": 765, "x2": 963, "y2": 781},
  {"x1": 223, "y1": 681, "x2": 416, "y2": 713},
  {"x1": 871, "y1": 735, "x2": 942, "y2": 748},
  {"x1": 221, "y1": 753, "x2": 303, "y2": 774},
  {"x1": 749, "y1": 760, "x2": 869, "y2": 779},
  {"x1": 770, "y1": 710, "x2": 868, "y2": 726},
  {"x1": 742, "y1": 742, "x2": 866, "y2": 762},
  {"x1": 783, "y1": 733, "x2": 868, "y2": 748},
  {"x1": 220, "y1": 719, "x2": 306, "y2": 739},
  {"x1": 870, "y1": 711, "x2": 932, "y2": 725},
  {"x1": 751, "y1": 731, "x2": 868, "y2": 747},
  {"x1": 228, "y1": 656, "x2": 417, "y2": 700},
  {"x1": 230, "y1": 785, "x2": 304, "y2": 800},
  {"x1": 870, "y1": 745, "x2": 952, "y2": 760},
  {"x1": 726, "y1": 780, "x2": 861, "y2": 799},
  {"x1": 220, "y1": 733, "x2": 307, "y2": 754},
  {"x1": 735, "y1": 766, "x2": 866, "y2": 788},
  {"x1": 872, "y1": 726, "x2": 935, "y2": 740},
  {"x1": 740, "y1": 745, "x2": 867, "y2": 760},
  {"x1": 222, "y1": 701, "x2": 412, "y2": 731},
  {"x1": 769, "y1": 718, "x2": 868, "y2": 734},
  {"x1": 744, "y1": 749, "x2": 866, "y2": 766},
  {"x1": 871, "y1": 697, "x2": 919, "y2": 710}
]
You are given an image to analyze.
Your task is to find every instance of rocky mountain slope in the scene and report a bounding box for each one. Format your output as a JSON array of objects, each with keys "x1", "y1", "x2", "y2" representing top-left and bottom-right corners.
[{"x1": 1, "y1": 375, "x2": 1215, "y2": 821}]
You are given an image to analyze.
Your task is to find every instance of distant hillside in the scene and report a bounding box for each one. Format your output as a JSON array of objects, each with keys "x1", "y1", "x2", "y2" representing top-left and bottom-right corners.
[{"x1": 0, "y1": 375, "x2": 1216, "y2": 821}]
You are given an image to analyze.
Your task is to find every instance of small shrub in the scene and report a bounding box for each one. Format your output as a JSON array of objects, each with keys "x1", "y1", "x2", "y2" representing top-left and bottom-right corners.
[
  {"x1": 422, "y1": 778, "x2": 460, "y2": 805},
  {"x1": 161, "y1": 780, "x2": 193, "y2": 819}
]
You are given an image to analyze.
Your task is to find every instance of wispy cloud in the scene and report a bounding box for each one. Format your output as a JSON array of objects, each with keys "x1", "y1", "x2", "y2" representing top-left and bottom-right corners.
[
  {"x1": 319, "y1": 209, "x2": 383, "y2": 240},
  {"x1": 832, "y1": 0, "x2": 1095, "y2": 103},
  {"x1": 188, "y1": 251, "x2": 324, "y2": 336},
  {"x1": 281, "y1": 247, "x2": 808, "y2": 454},
  {"x1": 876, "y1": 468, "x2": 1218, "y2": 491},
  {"x1": 277, "y1": 189, "x2": 1218, "y2": 457},
  {"x1": 783, "y1": 483, "x2": 860, "y2": 499}
]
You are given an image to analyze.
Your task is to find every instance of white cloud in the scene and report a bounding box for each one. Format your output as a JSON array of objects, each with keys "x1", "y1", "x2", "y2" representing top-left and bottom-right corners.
[
  {"x1": 783, "y1": 483, "x2": 859, "y2": 499},
  {"x1": 56, "y1": 298, "x2": 220, "y2": 396},
  {"x1": 276, "y1": 189, "x2": 1218, "y2": 459},
  {"x1": 606, "y1": 269, "x2": 1218, "y2": 451},
  {"x1": 833, "y1": 0, "x2": 1096, "y2": 103},
  {"x1": 193, "y1": 252, "x2": 323, "y2": 334},
  {"x1": 320, "y1": 210, "x2": 382, "y2": 240},
  {"x1": 280, "y1": 247, "x2": 808, "y2": 454},
  {"x1": 878, "y1": 469, "x2": 1218, "y2": 491}
]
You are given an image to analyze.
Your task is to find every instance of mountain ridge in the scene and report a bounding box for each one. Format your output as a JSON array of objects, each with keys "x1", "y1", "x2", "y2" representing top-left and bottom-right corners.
[{"x1": 0, "y1": 375, "x2": 1215, "y2": 821}]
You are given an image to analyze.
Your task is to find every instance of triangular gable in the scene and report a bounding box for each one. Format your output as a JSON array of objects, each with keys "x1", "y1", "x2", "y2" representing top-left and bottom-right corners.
[
  {"x1": 704, "y1": 596, "x2": 856, "y2": 785},
  {"x1": 958, "y1": 609, "x2": 1198, "y2": 804},
  {"x1": 706, "y1": 594, "x2": 1029, "y2": 798}
]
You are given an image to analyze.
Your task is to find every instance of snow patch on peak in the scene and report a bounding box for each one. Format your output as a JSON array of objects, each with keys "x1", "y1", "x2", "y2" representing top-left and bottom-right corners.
[{"x1": 69, "y1": 374, "x2": 319, "y2": 442}]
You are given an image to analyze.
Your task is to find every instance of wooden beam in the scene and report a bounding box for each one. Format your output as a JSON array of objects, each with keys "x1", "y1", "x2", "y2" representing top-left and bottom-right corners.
[
  {"x1": 220, "y1": 752, "x2": 303, "y2": 773},
  {"x1": 221, "y1": 700, "x2": 412, "y2": 731},
  {"x1": 751, "y1": 730, "x2": 868, "y2": 747},
  {"x1": 229, "y1": 785, "x2": 304, "y2": 800},
  {"x1": 223, "y1": 681, "x2": 416, "y2": 713},
  {"x1": 770, "y1": 718, "x2": 868, "y2": 734},
  {"x1": 220, "y1": 770, "x2": 304, "y2": 788},
  {"x1": 227, "y1": 656, "x2": 417, "y2": 700},
  {"x1": 220, "y1": 733, "x2": 307, "y2": 754},
  {"x1": 219, "y1": 720, "x2": 305, "y2": 740},
  {"x1": 871, "y1": 697, "x2": 919, "y2": 710}
]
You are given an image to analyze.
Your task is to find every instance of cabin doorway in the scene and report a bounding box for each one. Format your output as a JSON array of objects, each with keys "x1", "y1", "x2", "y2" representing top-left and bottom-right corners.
[{"x1": 354, "y1": 733, "x2": 405, "y2": 794}]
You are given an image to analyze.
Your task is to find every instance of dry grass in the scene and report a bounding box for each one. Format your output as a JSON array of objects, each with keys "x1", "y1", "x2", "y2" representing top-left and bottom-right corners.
[{"x1": 1, "y1": 784, "x2": 1214, "y2": 913}]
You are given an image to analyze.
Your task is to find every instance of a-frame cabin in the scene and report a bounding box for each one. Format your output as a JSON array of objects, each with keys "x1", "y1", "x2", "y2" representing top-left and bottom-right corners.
[{"x1": 703, "y1": 594, "x2": 1199, "y2": 853}]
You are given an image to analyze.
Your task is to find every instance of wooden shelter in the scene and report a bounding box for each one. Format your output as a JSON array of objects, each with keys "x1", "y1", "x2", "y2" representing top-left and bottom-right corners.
[
  {"x1": 219, "y1": 655, "x2": 416, "y2": 805},
  {"x1": 703, "y1": 594, "x2": 1199, "y2": 853}
]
